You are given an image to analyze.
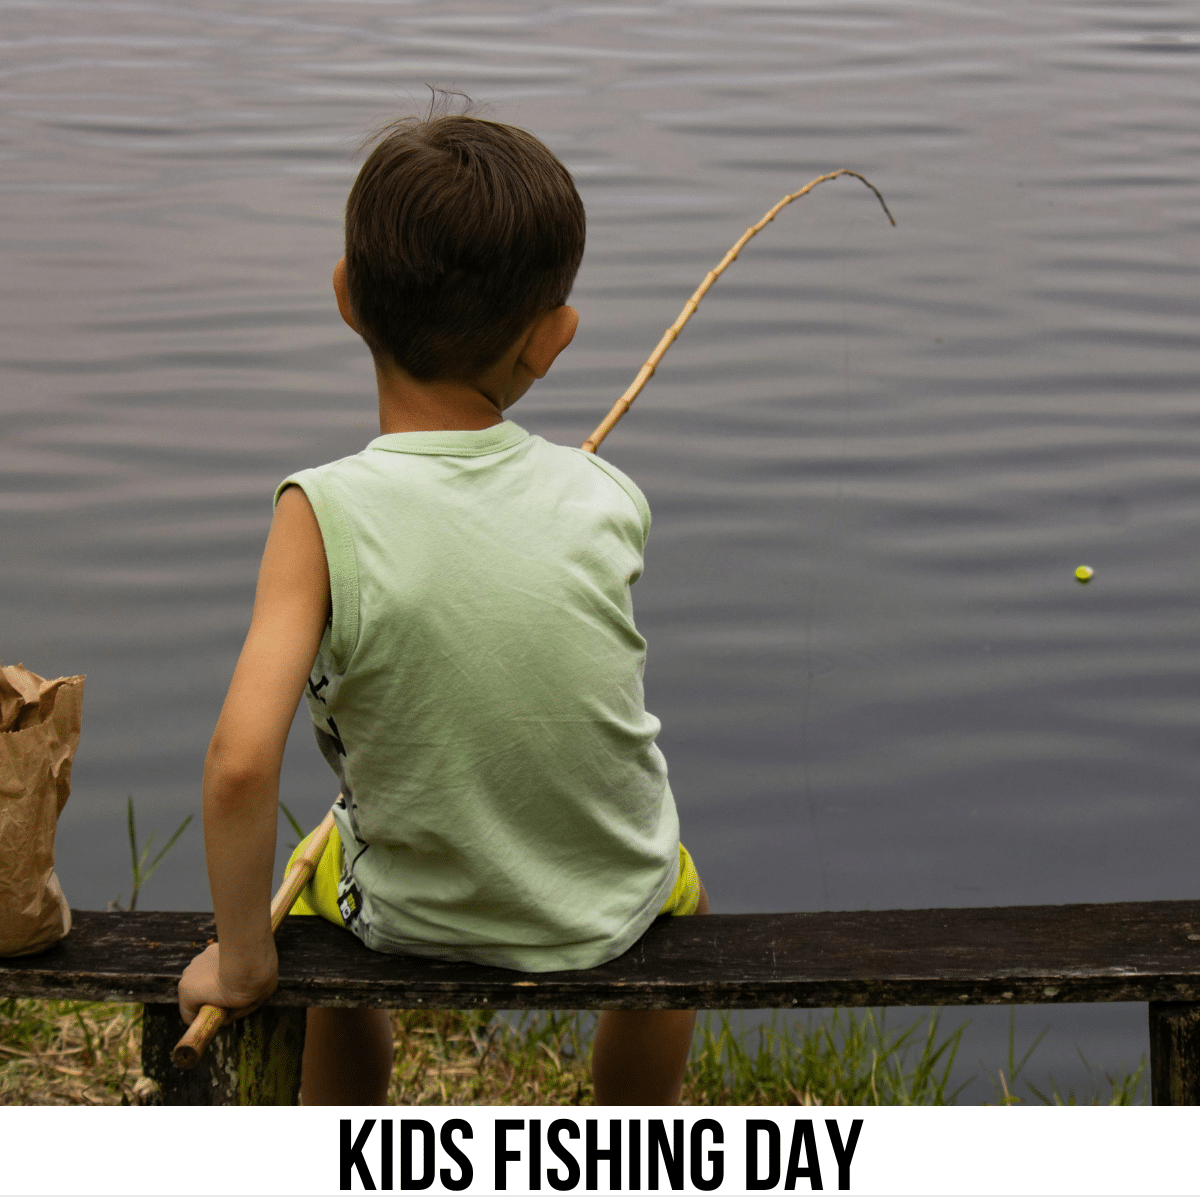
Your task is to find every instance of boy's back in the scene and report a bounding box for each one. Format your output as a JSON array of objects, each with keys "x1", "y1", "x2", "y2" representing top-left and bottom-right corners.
[{"x1": 283, "y1": 422, "x2": 680, "y2": 970}]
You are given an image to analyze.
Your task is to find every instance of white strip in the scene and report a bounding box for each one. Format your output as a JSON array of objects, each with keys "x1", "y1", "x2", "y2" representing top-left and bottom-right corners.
[{"x1": 0, "y1": 1106, "x2": 1194, "y2": 1198}]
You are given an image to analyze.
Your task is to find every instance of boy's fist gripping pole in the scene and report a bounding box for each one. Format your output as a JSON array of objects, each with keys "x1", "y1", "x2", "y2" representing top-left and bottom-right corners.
[{"x1": 172, "y1": 807, "x2": 337, "y2": 1070}]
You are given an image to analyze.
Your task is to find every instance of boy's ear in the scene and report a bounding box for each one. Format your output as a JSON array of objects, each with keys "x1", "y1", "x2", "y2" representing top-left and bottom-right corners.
[
  {"x1": 332, "y1": 257, "x2": 361, "y2": 334},
  {"x1": 519, "y1": 306, "x2": 578, "y2": 380}
]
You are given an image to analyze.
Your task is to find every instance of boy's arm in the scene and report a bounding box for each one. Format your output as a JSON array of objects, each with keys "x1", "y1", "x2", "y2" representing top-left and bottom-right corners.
[{"x1": 178, "y1": 485, "x2": 331, "y2": 1024}]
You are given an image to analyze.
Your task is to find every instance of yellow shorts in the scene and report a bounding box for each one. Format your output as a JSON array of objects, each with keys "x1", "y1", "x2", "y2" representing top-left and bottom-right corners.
[
  {"x1": 285, "y1": 822, "x2": 349, "y2": 923},
  {"x1": 660, "y1": 843, "x2": 702, "y2": 916},
  {"x1": 285, "y1": 827, "x2": 702, "y2": 925}
]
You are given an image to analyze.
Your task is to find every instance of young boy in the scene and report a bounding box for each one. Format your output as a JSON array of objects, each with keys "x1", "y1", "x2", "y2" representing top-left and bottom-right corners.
[{"x1": 178, "y1": 112, "x2": 707, "y2": 1105}]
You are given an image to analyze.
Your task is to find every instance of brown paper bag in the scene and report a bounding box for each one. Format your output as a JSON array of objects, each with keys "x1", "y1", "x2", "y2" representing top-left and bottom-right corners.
[{"x1": 0, "y1": 662, "x2": 84, "y2": 957}]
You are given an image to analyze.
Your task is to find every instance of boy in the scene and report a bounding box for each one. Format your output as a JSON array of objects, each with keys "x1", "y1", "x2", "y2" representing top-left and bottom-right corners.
[{"x1": 179, "y1": 112, "x2": 707, "y2": 1105}]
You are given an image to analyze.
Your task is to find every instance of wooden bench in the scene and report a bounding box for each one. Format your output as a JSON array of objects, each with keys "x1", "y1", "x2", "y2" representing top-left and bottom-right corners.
[{"x1": 4, "y1": 899, "x2": 1200, "y2": 1105}]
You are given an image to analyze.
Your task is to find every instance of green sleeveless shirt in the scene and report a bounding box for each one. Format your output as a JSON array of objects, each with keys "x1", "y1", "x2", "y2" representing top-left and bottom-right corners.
[{"x1": 276, "y1": 421, "x2": 680, "y2": 972}]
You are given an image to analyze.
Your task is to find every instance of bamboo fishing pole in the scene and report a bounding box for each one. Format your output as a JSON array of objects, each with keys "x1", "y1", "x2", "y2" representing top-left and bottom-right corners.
[
  {"x1": 580, "y1": 169, "x2": 896, "y2": 454},
  {"x1": 172, "y1": 806, "x2": 338, "y2": 1070}
]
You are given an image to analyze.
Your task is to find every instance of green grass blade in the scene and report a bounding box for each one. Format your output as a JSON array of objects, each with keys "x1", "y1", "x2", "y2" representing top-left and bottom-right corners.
[
  {"x1": 126, "y1": 796, "x2": 138, "y2": 885},
  {"x1": 279, "y1": 802, "x2": 306, "y2": 840},
  {"x1": 144, "y1": 814, "x2": 194, "y2": 877}
]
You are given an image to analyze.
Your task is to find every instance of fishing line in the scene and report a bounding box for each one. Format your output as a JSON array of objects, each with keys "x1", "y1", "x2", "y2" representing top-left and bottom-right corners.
[{"x1": 798, "y1": 207, "x2": 857, "y2": 911}]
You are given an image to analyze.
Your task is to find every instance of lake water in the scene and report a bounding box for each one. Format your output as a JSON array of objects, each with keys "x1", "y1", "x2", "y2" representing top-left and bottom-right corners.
[{"x1": 4, "y1": 0, "x2": 1198, "y2": 1102}]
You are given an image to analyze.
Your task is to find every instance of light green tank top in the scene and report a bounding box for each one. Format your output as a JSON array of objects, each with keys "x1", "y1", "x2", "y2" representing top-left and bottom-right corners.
[{"x1": 276, "y1": 421, "x2": 680, "y2": 972}]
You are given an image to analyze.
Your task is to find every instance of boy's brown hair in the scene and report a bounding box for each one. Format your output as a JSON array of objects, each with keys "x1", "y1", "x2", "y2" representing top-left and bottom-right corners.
[{"x1": 344, "y1": 113, "x2": 585, "y2": 382}]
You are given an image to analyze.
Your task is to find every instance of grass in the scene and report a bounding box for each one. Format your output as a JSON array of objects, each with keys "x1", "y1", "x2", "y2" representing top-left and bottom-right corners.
[
  {"x1": 988, "y1": 1007, "x2": 1147, "y2": 1106},
  {"x1": 686, "y1": 1009, "x2": 965, "y2": 1105},
  {"x1": 0, "y1": 999, "x2": 1145, "y2": 1106},
  {"x1": 0, "y1": 998, "x2": 153, "y2": 1105}
]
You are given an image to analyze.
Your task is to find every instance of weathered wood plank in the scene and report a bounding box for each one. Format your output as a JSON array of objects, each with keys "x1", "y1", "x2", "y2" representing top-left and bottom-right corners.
[{"x1": 2, "y1": 901, "x2": 1200, "y2": 1010}]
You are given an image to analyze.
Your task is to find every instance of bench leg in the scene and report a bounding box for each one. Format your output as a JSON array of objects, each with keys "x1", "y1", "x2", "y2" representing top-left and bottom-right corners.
[
  {"x1": 141, "y1": 1003, "x2": 306, "y2": 1105},
  {"x1": 1148, "y1": 1001, "x2": 1200, "y2": 1105}
]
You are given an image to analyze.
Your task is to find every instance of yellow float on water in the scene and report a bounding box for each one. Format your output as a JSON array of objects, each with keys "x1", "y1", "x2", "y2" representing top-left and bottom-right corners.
[{"x1": 1075, "y1": 565, "x2": 1094, "y2": 583}]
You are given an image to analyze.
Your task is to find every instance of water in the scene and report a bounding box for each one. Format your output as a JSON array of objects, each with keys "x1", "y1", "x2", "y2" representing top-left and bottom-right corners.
[{"x1": 3, "y1": 0, "x2": 1198, "y2": 1101}]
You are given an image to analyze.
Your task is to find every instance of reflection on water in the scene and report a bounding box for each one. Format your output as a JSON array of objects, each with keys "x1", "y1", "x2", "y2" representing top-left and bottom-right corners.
[{"x1": 3, "y1": 0, "x2": 1199, "y2": 1099}]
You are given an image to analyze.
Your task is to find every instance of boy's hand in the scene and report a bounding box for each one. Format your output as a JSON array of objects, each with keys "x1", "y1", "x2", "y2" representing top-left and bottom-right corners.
[{"x1": 178, "y1": 942, "x2": 278, "y2": 1026}]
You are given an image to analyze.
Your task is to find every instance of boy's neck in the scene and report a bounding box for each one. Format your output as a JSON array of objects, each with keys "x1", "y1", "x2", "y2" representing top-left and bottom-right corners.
[
  {"x1": 374, "y1": 362, "x2": 509, "y2": 435},
  {"x1": 372, "y1": 338, "x2": 540, "y2": 435}
]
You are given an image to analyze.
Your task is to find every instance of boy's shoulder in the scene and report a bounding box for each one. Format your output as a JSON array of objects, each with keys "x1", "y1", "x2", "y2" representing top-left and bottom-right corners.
[
  {"x1": 501, "y1": 430, "x2": 651, "y2": 542},
  {"x1": 277, "y1": 425, "x2": 652, "y2": 541},
  {"x1": 558, "y1": 443, "x2": 651, "y2": 542}
]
